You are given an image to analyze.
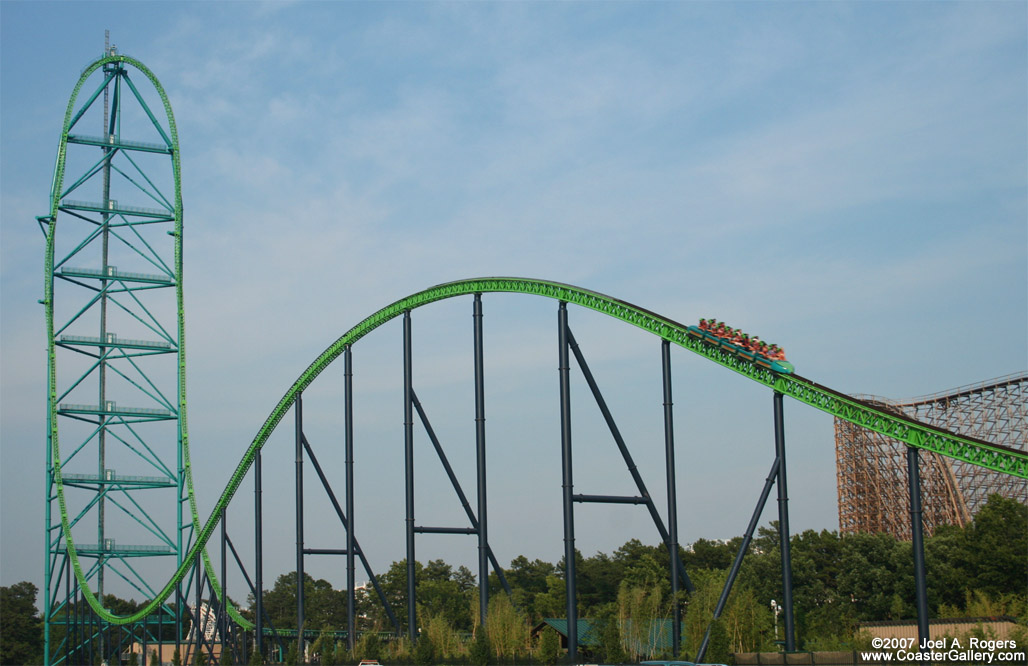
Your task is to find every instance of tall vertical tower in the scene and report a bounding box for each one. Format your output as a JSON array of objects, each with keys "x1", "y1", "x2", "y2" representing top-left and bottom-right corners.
[{"x1": 41, "y1": 42, "x2": 188, "y2": 665}]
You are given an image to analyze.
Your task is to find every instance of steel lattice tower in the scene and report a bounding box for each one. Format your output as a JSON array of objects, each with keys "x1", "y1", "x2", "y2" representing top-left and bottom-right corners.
[
  {"x1": 836, "y1": 373, "x2": 1028, "y2": 539},
  {"x1": 41, "y1": 43, "x2": 188, "y2": 665}
]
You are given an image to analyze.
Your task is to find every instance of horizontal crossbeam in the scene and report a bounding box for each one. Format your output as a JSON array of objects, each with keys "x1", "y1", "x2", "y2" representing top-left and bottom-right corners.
[
  {"x1": 573, "y1": 494, "x2": 649, "y2": 505},
  {"x1": 413, "y1": 526, "x2": 478, "y2": 535}
]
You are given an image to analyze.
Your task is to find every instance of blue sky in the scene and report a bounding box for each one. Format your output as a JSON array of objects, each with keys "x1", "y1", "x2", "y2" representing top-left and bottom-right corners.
[{"x1": 2, "y1": 1, "x2": 1025, "y2": 606}]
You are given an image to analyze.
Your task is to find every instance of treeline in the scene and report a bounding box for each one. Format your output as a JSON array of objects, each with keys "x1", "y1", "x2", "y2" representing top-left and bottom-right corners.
[
  {"x1": 3, "y1": 496, "x2": 1024, "y2": 664},
  {"x1": 247, "y1": 495, "x2": 1026, "y2": 663}
]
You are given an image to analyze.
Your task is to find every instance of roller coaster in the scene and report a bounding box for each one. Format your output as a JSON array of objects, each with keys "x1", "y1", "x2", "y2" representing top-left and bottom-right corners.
[{"x1": 39, "y1": 51, "x2": 1027, "y2": 666}]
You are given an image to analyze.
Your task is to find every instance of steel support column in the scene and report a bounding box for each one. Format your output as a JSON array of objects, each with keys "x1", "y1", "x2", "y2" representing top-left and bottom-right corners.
[
  {"x1": 220, "y1": 507, "x2": 228, "y2": 658},
  {"x1": 404, "y1": 311, "x2": 417, "y2": 641},
  {"x1": 255, "y1": 445, "x2": 264, "y2": 660},
  {"x1": 662, "y1": 340, "x2": 681, "y2": 658},
  {"x1": 907, "y1": 446, "x2": 930, "y2": 654},
  {"x1": 474, "y1": 294, "x2": 489, "y2": 627},
  {"x1": 345, "y1": 345, "x2": 356, "y2": 651},
  {"x1": 774, "y1": 392, "x2": 796, "y2": 652},
  {"x1": 295, "y1": 393, "x2": 306, "y2": 658},
  {"x1": 558, "y1": 302, "x2": 577, "y2": 663}
]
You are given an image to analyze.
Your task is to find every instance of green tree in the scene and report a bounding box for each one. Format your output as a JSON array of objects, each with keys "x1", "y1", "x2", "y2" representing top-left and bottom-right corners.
[
  {"x1": 413, "y1": 633, "x2": 436, "y2": 666},
  {"x1": 505, "y1": 556, "x2": 556, "y2": 620},
  {"x1": 618, "y1": 581, "x2": 666, "y2": 661},
  {"x1": 353, "y1": 632, "x2": 382, "y2": 663},
  {"x1": 469, "y1": 627, "x2": 492, "y2": 666},
  {"x1": 537, "y1": 627, "x2": 562, "y2": 666},
  {"x1": 533, "y1": 575, "x2": 568, "y2": 619},
  {"x1": 128, "y1": 650, "x2": 140, "y2": 666},
  {"x1": 0, "y1": 581, "x2": 43, "y2": 666},
  {"x1": 684, "y1": 538, "x2": 736, "y2": 571},
  {"x1": 703, "y1": 618, "x2": 731, "y2": 665},
  {"x1": 422, "y1": 610, "x2": 463, "y2": 661},
  {"x1": 682, "y1": 570, "x2": 721, "y2": 660},
  {"x1": 388, "y1": 636, "x2": 412, "y2": 663},
  {"x1": 599, "y1": 616, "x2": 627, "y2": 664},
  {"x1": 151, "y1": 648, "x2": 162, "y2": 666},
  {"x1": 419, "y1": 560, "x2": 476, "y2": 631},
  {"x1": 172, "y1": 646, "x2": 182, "y2": 666},
  {"x1": 834, "y1": 531, "x2": 908, "y2": 621},
  {"x1": 372, "y1": 558, "x2": 478, "y2": 633},
  {"x1": 284, "y1": 640, "x2": 298, "y2": 665},
  {"x1": 248, "y1": 647, "x2": 264, "y2": 665},
  {"x1": 720, "y1": 583, "x2": 774, "y2": 654},
  {"x1": 256, "y1": 573, "x2": 348, "y2": 636},
  {"x1": 321, "y1": 635, "x2": 337, "y2": 666},
  {"x1": 311, "y1": 631, "x2": 326, "y2": 664},
  {"x1": 577, "y1": 551, "x2": 621, "y2": 615},
  {"x1": 963, "y1": 495, "x2": 1028, "y2": 597},
  {"x1": 924, "y1": 522, "x2": 970, "y2": 612},
  {"x1": 486, "y1": 594, "x2": 529, "y2": 661}
]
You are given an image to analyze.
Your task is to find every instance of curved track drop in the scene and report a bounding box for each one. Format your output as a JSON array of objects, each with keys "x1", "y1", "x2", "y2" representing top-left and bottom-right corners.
[
  {"x1": 41, "y1": 49, "x2": 244, "y2": 664},
  {"x1": 47, "y1": 271, "x2": 1028, "y2": 629}
]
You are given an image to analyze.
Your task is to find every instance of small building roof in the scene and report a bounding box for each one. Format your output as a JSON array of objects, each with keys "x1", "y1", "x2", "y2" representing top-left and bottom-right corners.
[
  {"x1": 532, "y1": 618, "x2": 602, "y2": 647},
  {"x1": 532, "y1": 618, "x2": 686, "y2": 652}
]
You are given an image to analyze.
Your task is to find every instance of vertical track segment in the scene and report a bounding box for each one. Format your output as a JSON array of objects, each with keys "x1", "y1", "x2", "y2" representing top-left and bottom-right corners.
[{"x1": 41, "y1": 52, "x2": 248, "y2": 648}]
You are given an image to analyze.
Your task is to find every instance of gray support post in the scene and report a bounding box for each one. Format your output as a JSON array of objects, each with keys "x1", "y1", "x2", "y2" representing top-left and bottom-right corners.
[
  {"x1": 255, "y1": 445, "x2": 264, "y2": 659},
  {"x1": 662, "y1": 340, "x2": 681, "y2": 658},
  {"x1": 558, "y1": 302, "x2": 578, "y2": 663},
  {"x1": 773, "y1": 392, "x2": 796, "y2": 652},
  {"x1": 345, "y1": 345, "x2": 356, "y2": 652},
  {"x1": 295, "y1": 393, "x2": 306, "y2": 659},
  {"x1": 404, "y1": 311, "x2": 417, "y2": 641},
  {"x1": 220, "y1": 507, "x2": 228, "y2": 658},
  {"x1": 907, "y1": 446, "x2": 930, "y2": 654},
  {"x1": 474, "y1": 294, "x2": 489, "y2": 627},
  {"x1": 177, "y1": 582, "x2": 183, "y2": 648}
]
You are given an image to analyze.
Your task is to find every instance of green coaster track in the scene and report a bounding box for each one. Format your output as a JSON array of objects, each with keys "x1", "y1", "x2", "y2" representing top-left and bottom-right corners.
[
  {"x1": 41, "y1": 51, "x2": 251, "y2": 644},
  {"x1": 43, "y1": 59, "x2": 1027, "y2": 638},
  {"x1": 47, "y1": 276, "x2": 1028, "y2": 627}
]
